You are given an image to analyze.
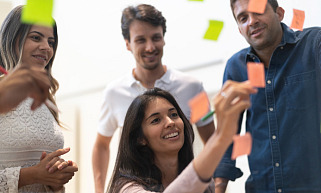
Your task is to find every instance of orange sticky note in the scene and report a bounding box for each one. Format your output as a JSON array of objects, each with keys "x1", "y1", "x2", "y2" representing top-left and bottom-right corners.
[
  {"x1": 231, "y1": 132, "x2": 252, "y2": 160},
  {"x1": 290, "y1": 9, "x2": 305, "y2": 31},
  {"x1": 188, "y1": 91, "x2": 210, "y2": 123},
  {"x1": 247, "y1": 0, "x2": 267, "y2": 14},
  {"x1": 247, "y1": 62, "x2": 265, "y2": 88}
]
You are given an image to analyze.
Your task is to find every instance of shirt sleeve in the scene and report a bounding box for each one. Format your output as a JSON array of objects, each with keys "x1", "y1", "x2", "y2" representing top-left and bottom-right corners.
[
  {"x1": 0, "y1": 167, "x2": 20, "y2": 193},
  {"x1": 97, "y1": 87, "x2": 118, "y2": 137},
  {"x1": 213, "y1": 59, "x2": 243, "y2": 181},
  {"x1": 120, "y1": 162, "x2": 213, "y2": 193}
]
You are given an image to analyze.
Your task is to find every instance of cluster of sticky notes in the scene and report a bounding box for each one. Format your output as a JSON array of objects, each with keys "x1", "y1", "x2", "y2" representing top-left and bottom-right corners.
[
  {"x1": 247, "y1": 0, "x2": 267, "y2": 14},
  {"x1": 247, "y1": 62, "x2": 265, "y2": 88},
  {"x1": 21, "y1": 0, "x2": 54, "y2": 27},
  {"x1": 203, "y1": 20, "x2": 224, "y2": 41},
  {"x1": 290, "y1": 9, "x2": 305, "y2": 31},
  {"x1": 231, "y1": 132, "x2": 252, "y2": 160},
  {"x1": 188, "y1": 91, "x2": 210, "y2": 123}
]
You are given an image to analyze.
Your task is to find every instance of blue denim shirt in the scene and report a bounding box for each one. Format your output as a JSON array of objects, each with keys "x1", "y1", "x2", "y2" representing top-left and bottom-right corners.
[{"x1": 214, "y1": 23, "x2": 321, "y2": 193}]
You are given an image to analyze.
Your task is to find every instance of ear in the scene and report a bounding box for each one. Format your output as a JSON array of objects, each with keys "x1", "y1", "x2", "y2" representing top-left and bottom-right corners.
[
  {"x1": 125, "y1": 39, "x2": 132, "y2": 52},
  {"x1": 138, "y1": 138, "x2": 147, "y2": 146},
  {"x1": 276, "y1": 7, "x2": 285, "y2": 22}
]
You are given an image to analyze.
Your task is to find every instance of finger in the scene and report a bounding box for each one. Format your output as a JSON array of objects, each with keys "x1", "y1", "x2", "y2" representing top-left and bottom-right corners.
[
  {"x1": 58, "y1": 160, "x2": 69, "y2": 170},
  {"x1": 45, "y1": 147, "x2": 70, "y2": 161},
  {"x1": 40, "y1": 151, "x2": 47, "y2": 161},
  {"x1": 46, "y1": 156, "x2": 60, "y2": 171}
]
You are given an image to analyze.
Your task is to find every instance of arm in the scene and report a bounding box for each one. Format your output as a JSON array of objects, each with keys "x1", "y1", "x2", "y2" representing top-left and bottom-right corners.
[
  {"x1": 196, "y1": 121, "x2": 215, "y2": 144},
  {"x1": 0, "y1": 66, "x2": 50, "y2": 113},
  {"x1": 193, "y1": 81, "x2": 256, "y2": 191},
  {"x1": 92, "y1": 133, "x2": 112, "y2": 193}
]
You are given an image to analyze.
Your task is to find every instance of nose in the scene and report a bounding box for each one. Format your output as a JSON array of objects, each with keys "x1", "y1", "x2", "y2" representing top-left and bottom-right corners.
[
  {"x1": 39, "y1": 41, "x2": 51, "y2": 51},
  {"x1": 248, "y1": 13, "x2": 259, "y2": 26},
  {"x1": 145, "y1": 40, "x2": 155, "y2": 52},
  {"x1": 165, "y1": 116, "x2": 175, "y2": 128}
]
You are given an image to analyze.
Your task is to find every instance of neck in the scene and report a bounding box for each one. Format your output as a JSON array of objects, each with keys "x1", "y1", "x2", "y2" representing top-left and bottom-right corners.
[
  {"x1": 133, "y1": 65, "x2": 166, "y2": 89},
  {"x1": 154, "y1": 153, "x2": 178, "y2": 189}
]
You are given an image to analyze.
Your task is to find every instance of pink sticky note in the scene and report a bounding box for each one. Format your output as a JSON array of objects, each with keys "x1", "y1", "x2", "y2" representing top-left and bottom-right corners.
[
  {"x1": 188, "y1": 91, "x2": 210, "y2": 123},
  {"x1": 247, "y1": 0, "x2": 267, "y2": 14},
  {"x1": 290, "y1": 9, "x2": 305, "y2": 31},
  {"x1": 231, "y1": 132, "x2": 252, "y2": 160},
  {"x1": 247, "y1": 62, "x2": 265, "y2": 88}
]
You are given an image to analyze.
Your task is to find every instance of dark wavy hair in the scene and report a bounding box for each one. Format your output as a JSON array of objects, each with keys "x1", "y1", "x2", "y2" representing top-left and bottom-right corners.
[
  {"x1": 121, "y1": 4, "x2": 166, "y2": 41},
  {"x1": 107, "y1": 88, "x2": 194, "y2": 193}
]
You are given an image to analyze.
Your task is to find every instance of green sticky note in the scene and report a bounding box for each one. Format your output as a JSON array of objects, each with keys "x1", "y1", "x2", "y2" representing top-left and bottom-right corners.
[
  {"x1": 203, "y1": 20, "x2": 224, "y2": 41},
  {"x1": 21, "y1": 0, "x2": 54, "y2": 27}
]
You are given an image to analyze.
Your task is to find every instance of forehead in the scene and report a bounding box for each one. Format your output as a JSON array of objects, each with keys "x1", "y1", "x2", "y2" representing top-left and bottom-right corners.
[
  {"x1": 129, "y1": 20, "x2": 163, "y2": 38},
  {"x1": 29, "y1": 25, "x2": 54, "y2": 37},
  {"x1": 145, "y1": 97, "x2": 174, "y2": 116},
  {"x1": 233, "y1": 0, "x2": 250, "y2": 17}
]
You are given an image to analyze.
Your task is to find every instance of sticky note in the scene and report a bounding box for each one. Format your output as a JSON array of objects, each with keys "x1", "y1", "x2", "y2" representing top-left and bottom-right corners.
[
  {"x1": 231, "y1": 132, "x2": 252, "y2": 160},
  {"x1": 203, "y1": 20, "x2": 224, "y2": 41},
  {"x1": 188, "y1": 91, "x2": 210, "y2": 123},
  {"x1": 247, "y1": 62, "x2": 265, "y2": 88},
  {"x1": 21, "y1": 0, "x2": 54, "y2": 27},
  {"x1": 247, "y1": 0, "x2": 267, "y2": 14},
  {"x1": 290, "y1": 9, "x2": 305, "y2": 31}
]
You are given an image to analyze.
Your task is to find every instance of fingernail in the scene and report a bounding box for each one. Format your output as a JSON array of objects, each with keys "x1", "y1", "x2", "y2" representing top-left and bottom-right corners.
[
  {"x1": 64, "y1": 147, "x2": 70, "y2": 151},
  {"x1": 49, "y1": 168, "x2": 53, "y2": 173},
  {"x1": 46, "y1": 165, "x2": 50, "y2": 169}
]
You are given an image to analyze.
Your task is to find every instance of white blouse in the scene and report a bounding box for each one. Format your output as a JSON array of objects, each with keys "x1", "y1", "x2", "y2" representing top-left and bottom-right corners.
[{"x1": 0, "y1": 98, "x2": 64, "y2": 193}]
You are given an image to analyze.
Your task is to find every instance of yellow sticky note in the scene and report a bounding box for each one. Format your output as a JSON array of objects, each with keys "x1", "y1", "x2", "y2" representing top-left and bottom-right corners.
[
  {"x1": 231, "y1": 132, "x2": 252, "y2": 160},
  {"x1": 247, "y1": 0, "x2": 267, "y2": 14},
  {"x1": 188, "y1": 91, "x2": 210, "y2": 123},
  {"x1": 21, "y1": 0, "x2": 54, "y2": 27},
  {"x1": 290, "y1": 9, "x2": 305, "y2": 31},
  {"x1": 247, "y1": 62, "x2": 265, "y2": 88},
  {"x1": 203, "y1": 20, "x2": 224, "y2": 41}
]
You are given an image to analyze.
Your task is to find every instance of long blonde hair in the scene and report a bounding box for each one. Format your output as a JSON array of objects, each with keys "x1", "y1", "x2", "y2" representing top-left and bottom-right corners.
[{"x1": 0, "y1": 5, "x2": 60, "y2": 125}]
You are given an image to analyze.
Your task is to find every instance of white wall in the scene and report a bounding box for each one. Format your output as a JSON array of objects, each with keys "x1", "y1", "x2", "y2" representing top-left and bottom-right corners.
[{"x1": 1, "y1": 0, "x2": 320, "y2": 192}]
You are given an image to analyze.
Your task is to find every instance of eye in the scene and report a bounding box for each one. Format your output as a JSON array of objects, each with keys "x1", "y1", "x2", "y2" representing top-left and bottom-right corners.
[
  {"x1": 151, "y1": 117, "x2": 160, "y2": 124},
  {"x1": 153, "y1": 36, "x2": 162, "y2": 41},
  {"x1": 170, "y1": 112, "x2": 179, "y2": 119},
  {"x1": 48, "y1": 40, "x2": 55, "y2": 48},
  {"x1": 30, "y1": 35, "x2": 41, "y2": 41},
  {"x1": 135, "y1": 38, "x2": 145, "y2": 43}
]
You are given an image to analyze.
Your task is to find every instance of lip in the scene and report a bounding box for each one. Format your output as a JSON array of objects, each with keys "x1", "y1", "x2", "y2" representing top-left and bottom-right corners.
[
  {"x1": 250, "y1": 27, "x2": 265, "y2": 38},
  {"x1": 33, "y1": 54, "x2": 48, "y2": 62},
  {"x1": 162, "y1": 130, "x2": 180, "y2": 140}
]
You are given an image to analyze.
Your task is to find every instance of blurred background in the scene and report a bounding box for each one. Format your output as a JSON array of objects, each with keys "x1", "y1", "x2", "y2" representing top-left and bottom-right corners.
[{"x1": 1, "y1": 0, "x2": 320, "y2": 192}]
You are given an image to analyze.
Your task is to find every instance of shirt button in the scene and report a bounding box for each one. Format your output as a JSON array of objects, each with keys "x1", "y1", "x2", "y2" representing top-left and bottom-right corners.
[
  {"x1": 280, "y1": 46, "x2": 284, "y2": 50},
  {"x1": 252, "y1": 57, "x2": 255, "y2": 60},
  {"x1": 269, "y1": 108, "x2": 274, "y2": 111},
  {"x1": 278, "y1": 189, "x2": 282, "y2": 193},
  {"x1": 275, "y1": 163, "x2": 280, "y2": 167},
  {"x1": 267, "y1": 80, "x2": 271, "y2": 84},
  {"x1": 272, "y1": 135, "x2": 276, "y2": 140}
]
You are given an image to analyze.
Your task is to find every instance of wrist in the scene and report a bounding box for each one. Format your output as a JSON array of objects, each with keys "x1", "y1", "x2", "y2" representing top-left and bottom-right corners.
[{"x1": 19, "y1": 166, "x2": 37, "y2": 188}]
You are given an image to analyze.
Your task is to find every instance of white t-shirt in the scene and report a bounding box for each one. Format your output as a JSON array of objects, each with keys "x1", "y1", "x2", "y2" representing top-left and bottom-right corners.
[{"x1": 98, "y1": 68, "x2": 213, "y2": 137}]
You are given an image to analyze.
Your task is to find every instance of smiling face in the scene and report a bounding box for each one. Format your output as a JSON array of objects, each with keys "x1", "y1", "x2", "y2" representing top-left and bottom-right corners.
[
  {"x1": 125, "y1": 20, "x2": 165, "y2": 71},
  {"x1": 141, "y1": 97, "x2": 184, "y2": 157},
  {"x1": 19, "y1": 25, "x2": 55, "y2": 69},
  {"x1": 233, "y1": 0, "x2": 284, "y2": 51}
]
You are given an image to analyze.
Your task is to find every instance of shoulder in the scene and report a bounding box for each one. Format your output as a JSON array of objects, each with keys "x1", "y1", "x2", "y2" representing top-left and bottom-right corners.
[{"x1": 102, "y1": 73, "x2": 133, "y2": 99}]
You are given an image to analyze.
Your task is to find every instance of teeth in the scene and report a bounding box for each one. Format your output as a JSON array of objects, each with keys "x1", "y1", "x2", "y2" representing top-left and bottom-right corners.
[
  {"x1": 35, "y1": 56, "x2": 46, "y2": 61},
  {"x1": 164, "y1": 132, "x2": 178, "y2": 139}
]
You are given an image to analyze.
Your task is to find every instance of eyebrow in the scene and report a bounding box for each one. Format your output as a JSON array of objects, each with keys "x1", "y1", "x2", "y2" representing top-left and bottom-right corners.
[
  {"x1": 146, "y1": 107, "x2": 176, "y2": 120},
  {"x1": 29, "y1": 31, "x2": 55, "y2": 40}
]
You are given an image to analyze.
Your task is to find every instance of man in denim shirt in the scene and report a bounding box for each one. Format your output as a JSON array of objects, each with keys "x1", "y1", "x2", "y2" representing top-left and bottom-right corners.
[{"x1": 214, "y1": 0, "x2": 321, "y2": 193}]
